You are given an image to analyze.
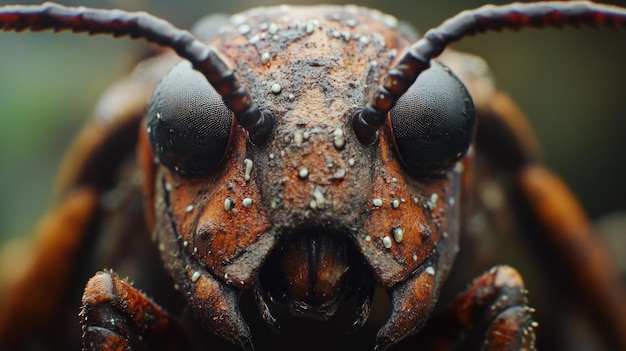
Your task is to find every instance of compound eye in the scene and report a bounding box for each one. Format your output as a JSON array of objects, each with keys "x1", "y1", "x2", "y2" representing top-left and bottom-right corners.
[
  {"x1": 389, "y1": 61, "x2": 475, "y2": 176},
  {"x1": 147, "y1": 61, "x2": 233, "y2": 177}
]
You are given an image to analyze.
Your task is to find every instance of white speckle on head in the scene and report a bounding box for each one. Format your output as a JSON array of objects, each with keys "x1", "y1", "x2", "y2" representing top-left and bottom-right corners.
[
  {"x1": 294, "y1": 131, "x2": 304, "y2": 147},
  {"x1": 342, "y1": 31, "x2": 351, "y2": 41},
  {"x1": 332, "y1": 168, "x2": 346, "y2": 179},
  {"x1": 238, "y1": 24, "x2": 251, "y2": 35},
  {"x1": 185, "y1": 204, "x2": 194, "y2": 213},
  {"x1": 271, "y1": 83, "x2": 282, "y2": 94},
  {"x1": 165, "y1": 182, "x2": 173, "y2": 192},
  {"x1": 302, "y1": 131, "x2": 310, "y2": 140},
  {"x1": 268, "y1": 22, "x2": 278, "y2": 34},
  {"x1": 391, "y1": 199, "x2": 400, "y2": 209},
  {"x1": 231, "y1": 14, "x2": 246, "y2": 25},
  {"x1": 372, "y1": 198, "x2": 383, "y2": 207},
  {"x1": 270, "y1": 200, "x2": 279, "y2": 209},
  {"x1": 382, "y1": 14, "x2": 398, "y2": 28},
  {"x1": 305, "y1": 21, "x2": 316, "y2": 34},
  {"x1": 244, "y1": 159, "x2": 253, "y2": 181},
  {"x1": 288, "y1": 93, "x2": 295, "y2": 101},
  {"x1": 412, "y1": 253, "x2": 418, "y2": 261},
  {"x1": 365, "y1": 235, "x2": 371, "y2": 242},
  {"x1": 359, "y1": 35, "x2": 370, "y2": 45},
  {"x1": 261, "y1": 52, "x2": 271, "y2": 64},
  {"x1": 388, "y1": 48, "x2": 397, "y2": 59},
  {"x1": 224, "y1": 198, "x2": 235, "y2": 212},
  {"x1": 191, "y1": 271, "x2": 201, "y2": 283},
  {"x1": 269, "y1": 153, "x2": 275, "y2": 160},
  {"x1": 443, "y1": 231, "x2": 449, "y2": 238},
  {"x1": 391, "y1": 177, "x2": 398, "y2": 183},
  {"x1": 427, "y1": 193, "x2": 438, "y2": 210},
  {"x1": 449, "y1": 197, "x2": 455, "y2": 206},
  {"x1": 312, "y1": 187, "x2": 326, "y2": 209},
  {"x1": 183, "y1": 240, "x2": 189, "y2": 247},
  {"x1": 454, "y1": 161, "x2": 464, "y2": 173},
  {"x1": 309, "y1": 199, "x2": 317, "y2": 210},
  {"x1": 348, "y1": 158, "x2": 355, "y2": 167},
  {"x1": 393, "y1": 227, "x2": 404, "y2": 243},
  {"x1": 298, "y1": 167, "x2": 309, "y2": 179},
  {"x1": 425, "y1": 266, "x2": 435, "y2": 276},
  {"x1": 382, "y1": 236, "x2": 392, "y2": 249},
  {"x1": 158, "y1": 242, "x2": 165, "y2": 252},
  {"x1": 242, "y1": 197, "x2": 253, "y2": 208},
  {"x1": 332, "y1": 128, "x2": 345, "y2": 149},
  {"x1": 332, "y1": 30, "x2": 341, "y2": 38}
]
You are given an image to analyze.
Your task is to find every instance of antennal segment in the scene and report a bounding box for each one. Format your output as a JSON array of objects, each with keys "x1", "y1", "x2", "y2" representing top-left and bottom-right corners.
[
  {"x1": 0, "y1": 2, "x2": 272, "y2": 144},
  {"x1": 355, "y1": 1, "x2": 626, "y2": 145}
]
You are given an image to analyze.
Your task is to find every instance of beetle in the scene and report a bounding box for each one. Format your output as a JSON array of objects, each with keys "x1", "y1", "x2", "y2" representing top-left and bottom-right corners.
[{"x1": 0, "y1": 1, "x2": 625, "y2": 351}]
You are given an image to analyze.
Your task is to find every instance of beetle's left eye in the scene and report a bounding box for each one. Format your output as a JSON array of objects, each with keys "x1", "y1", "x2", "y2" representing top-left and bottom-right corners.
[
  {"x1": 147, "y1": 61, "x2": 233, "y2": 177},
  {"x1": 389, "y1": 61, "x2": 475, "y2": 176}
]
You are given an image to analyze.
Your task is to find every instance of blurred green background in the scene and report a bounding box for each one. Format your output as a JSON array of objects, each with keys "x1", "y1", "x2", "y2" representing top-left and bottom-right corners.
[{"x1": 0, "y1": 0, "x2": 625, "y2": 244}]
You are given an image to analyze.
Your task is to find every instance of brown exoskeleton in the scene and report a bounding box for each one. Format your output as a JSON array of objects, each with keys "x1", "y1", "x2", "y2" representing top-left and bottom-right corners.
[{"x1": 0, "y1": 2, "x2": 625, "y2": 350}]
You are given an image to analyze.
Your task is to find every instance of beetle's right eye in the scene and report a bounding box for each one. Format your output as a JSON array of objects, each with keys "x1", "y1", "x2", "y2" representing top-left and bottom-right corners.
[{"x1": 147, "y1": 61, "x2": 233, "y2": 177}]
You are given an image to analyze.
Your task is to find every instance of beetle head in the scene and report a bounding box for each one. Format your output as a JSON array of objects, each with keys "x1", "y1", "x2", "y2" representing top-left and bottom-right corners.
[{"x1": 142, "y1": 6, "x2": 466, "y2": 349}]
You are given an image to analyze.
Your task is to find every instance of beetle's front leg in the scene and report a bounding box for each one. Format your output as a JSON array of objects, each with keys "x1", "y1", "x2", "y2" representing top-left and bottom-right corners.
[
  {"x1": 81, "y1": 271, "x2": 189, "y2": 351},
  {"x1": 420, "y1": 265, "x2": 536, "y2": 351}
]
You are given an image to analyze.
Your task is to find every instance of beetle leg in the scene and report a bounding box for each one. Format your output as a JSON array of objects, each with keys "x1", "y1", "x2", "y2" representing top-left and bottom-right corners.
[
  {"x1": 418, "y1": 265, "x2": 536, "y2": 350},
  {"x1": 441, "y1": 50, "x2": 626, "y2": 349},
  {"x1": 81, "y1": 270, "x2": 188, "y2": 351}
]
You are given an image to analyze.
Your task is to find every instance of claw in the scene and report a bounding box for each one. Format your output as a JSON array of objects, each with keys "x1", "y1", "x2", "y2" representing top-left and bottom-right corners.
[
  {"x1": 350, "y1": 269, "x2": 374, "y2": 333},
  {"x1": 375, "y1": 267, "x2": 438, "y2": 350},
  {"x1": 253, "y1": 282, "x2": 281, "y2": 332}
]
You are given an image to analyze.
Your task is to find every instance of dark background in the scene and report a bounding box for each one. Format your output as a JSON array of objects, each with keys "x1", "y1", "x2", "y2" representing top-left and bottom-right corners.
[{"x1": 0, "y1": 0, "x2": 625, "y2": 245}]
